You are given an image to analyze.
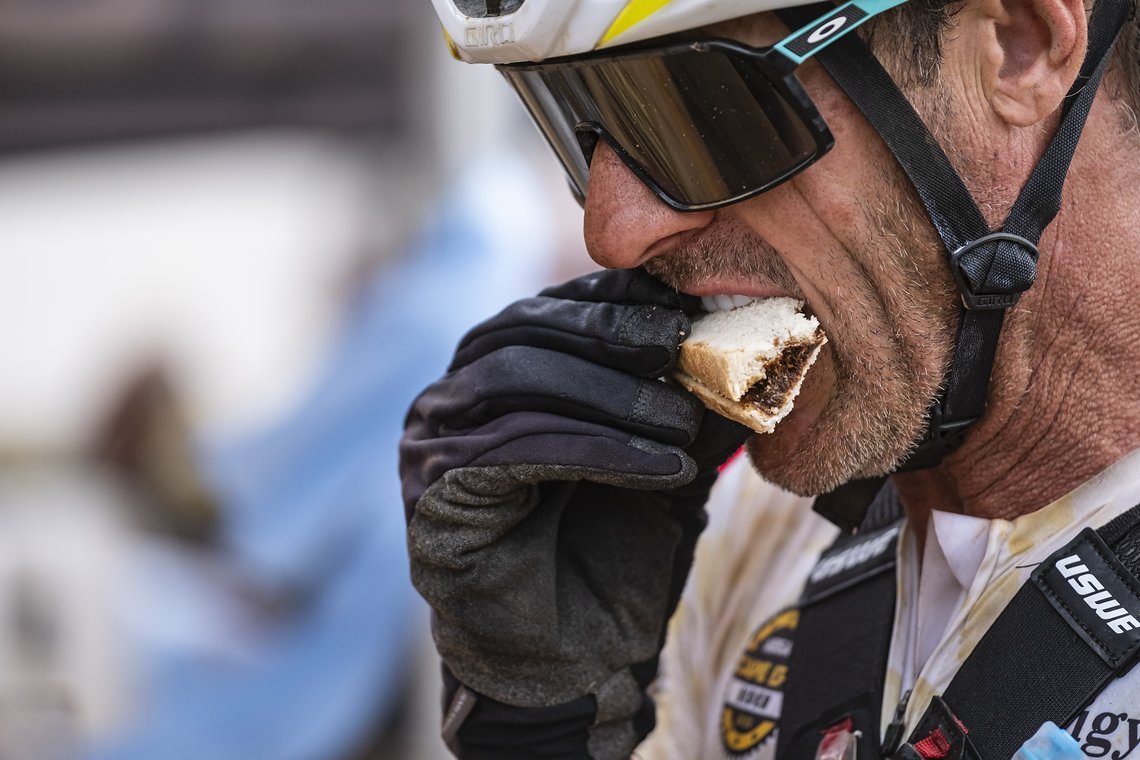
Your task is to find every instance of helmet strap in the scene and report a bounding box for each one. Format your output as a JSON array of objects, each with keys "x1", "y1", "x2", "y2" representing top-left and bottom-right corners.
[{"x1": 779, "y1": 0, "x2": 1134, "y2": 530}]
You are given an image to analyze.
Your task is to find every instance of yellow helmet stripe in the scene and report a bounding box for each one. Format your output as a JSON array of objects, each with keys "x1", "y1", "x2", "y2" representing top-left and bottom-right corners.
[{"x1": 598, "y1": 0, "x2": 673, "y2": 47}]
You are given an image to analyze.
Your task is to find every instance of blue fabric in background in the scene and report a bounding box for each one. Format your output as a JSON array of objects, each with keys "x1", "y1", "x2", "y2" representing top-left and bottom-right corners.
[
  {"x1": 1011, "y1": 723, "x2": 1084, "y2": 760},
  {"x1": 90, "y1": 153, "x2": 562, "y2": 760}
]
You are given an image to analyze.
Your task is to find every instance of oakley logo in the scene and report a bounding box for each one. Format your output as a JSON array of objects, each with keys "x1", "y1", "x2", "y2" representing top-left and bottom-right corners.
[
  {"x1": 784, "y1": 6, "x2": 868, "y2": 58},
  {"x1": 1056, "y1": 554, "x2": 1140, "y2": 634},
  {"x1": 464, "y1": 22, "x2": 515, "y2": 47},
  {"x1": 807, "y1": 17, "x2": 849, "y2": 44}
]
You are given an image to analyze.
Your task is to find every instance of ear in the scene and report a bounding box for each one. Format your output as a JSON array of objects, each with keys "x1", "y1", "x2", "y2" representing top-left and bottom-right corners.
[{"x1": 977, "y1": 0, "x2": 1088, "y2": 127}]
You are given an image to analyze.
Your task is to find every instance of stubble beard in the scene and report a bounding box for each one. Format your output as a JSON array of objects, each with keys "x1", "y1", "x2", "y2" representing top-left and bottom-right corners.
[
  {"x1": 644, "y1": 217, "x2": 804, "y2": 295},
  {"x1": 646, "y1": 188, "x2": 956, "y2": 497}
]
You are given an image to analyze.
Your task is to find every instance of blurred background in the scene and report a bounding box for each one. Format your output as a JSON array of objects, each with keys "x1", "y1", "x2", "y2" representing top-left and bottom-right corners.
[{"x1": 0, "y1": 1, "x2": 590, "y2": 758}]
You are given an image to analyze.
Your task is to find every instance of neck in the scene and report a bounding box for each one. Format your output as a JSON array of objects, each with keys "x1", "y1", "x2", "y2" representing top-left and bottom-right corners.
[{"x1": 892, "y1": 107, "x2": 1140, "y2": 527}]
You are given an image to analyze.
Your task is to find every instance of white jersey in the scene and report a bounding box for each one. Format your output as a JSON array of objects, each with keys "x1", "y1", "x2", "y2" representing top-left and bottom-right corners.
[{"x1": 637, "y1": 447, "x2": 1140, "y2": 760}]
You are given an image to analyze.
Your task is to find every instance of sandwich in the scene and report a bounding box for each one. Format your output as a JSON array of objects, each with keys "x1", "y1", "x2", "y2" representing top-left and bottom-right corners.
[{"x1": 672, "y1": 297, "x2": 826, "y2": 434}]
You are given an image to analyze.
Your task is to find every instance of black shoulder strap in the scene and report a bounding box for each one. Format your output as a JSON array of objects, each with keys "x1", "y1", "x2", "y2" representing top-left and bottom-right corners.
[
  {"x1": 781, "y1": 494, "x2": 1140, "y2": 760},
  {"x1": 777, "y1": 484, "x2": 903, "y2": 760},
  {"x1": 900, "y1": 503, "x2": 1140, "y2": 760}
]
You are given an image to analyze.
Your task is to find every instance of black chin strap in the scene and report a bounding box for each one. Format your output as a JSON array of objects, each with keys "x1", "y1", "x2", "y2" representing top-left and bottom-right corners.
[{"x1": 782, "y1": 0, "x2": 1133, "y2": 531}]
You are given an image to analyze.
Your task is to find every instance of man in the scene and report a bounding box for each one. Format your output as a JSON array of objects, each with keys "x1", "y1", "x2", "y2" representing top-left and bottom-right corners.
[{"x1": 402, "y1": 0, "x2": 1140, "y2": 757}]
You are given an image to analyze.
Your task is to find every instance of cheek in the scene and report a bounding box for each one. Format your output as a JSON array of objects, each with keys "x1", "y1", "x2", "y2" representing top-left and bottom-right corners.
[
  {"x1": 732, "y1": 175, "x2": 905, "y2": 392},
  {"x1": 791, "y1": 60, "x2": 902, "y2": 230},
  {"x1": 730, "y1": 67, "x2": 952, "y2": 412}
]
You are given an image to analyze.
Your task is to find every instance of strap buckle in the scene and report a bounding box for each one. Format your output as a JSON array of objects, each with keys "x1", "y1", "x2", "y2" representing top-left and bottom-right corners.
[
  {"x1": 948, "y1": 232, "x2": 1039, "y2": 311},
  {"x1": 897, "y1": 402, "x2": 977, "y2": 472},
  {"x1": 881, "y1": 689, "x2": 912, "y2": 757}
]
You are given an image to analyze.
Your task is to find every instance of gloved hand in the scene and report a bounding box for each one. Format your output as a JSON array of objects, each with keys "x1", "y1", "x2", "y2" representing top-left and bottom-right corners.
[{"x1": 399, "y1": 268, "x2": 750, "y2": 759}]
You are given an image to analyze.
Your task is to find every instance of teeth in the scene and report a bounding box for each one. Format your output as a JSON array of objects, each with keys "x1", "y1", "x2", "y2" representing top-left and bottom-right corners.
[
  {"x1": 714, "y1": 294, "x2": 736, "y2": 312},
  {"x1": 700, "y1": 294, "x2": 758, "y2": 313}
]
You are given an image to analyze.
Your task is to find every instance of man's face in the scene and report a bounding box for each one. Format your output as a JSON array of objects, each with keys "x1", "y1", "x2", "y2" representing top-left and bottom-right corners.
[{"x1": 582, "y1": 13, "x2": 962, "y2": 496}]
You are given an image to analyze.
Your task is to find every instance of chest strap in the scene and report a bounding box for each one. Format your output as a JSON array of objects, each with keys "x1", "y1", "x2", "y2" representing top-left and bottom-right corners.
[
  {"x1": 777, "y1": 485, "x2": 903, "y2": 760},
  {"x1": 778, "y1": 492, "x2": 1140, "y2": 760},
  {"x1": 901, "y1": 503, "x2": 1140, "y2": 760}
]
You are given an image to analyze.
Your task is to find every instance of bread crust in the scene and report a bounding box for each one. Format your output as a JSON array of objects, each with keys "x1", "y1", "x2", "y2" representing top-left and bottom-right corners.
[{"x1": 673, "y1": 370, "x2": 784, "y2": 434}]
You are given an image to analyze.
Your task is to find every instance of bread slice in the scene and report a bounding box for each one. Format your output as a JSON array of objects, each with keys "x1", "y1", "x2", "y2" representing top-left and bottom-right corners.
[{"x1": 672, "y1": 298, "x2": 826, "y2": 434}]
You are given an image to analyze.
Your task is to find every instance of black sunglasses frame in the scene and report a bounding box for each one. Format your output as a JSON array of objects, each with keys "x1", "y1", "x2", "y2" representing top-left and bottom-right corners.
[{"x1": 499, "y1": 38, "x2": 836, "y2": 212}]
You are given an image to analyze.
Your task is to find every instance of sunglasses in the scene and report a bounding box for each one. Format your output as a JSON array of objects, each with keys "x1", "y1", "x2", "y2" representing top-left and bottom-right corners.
[{"x1": 499, "y1": 0, "x2": 907, "y2": 212}]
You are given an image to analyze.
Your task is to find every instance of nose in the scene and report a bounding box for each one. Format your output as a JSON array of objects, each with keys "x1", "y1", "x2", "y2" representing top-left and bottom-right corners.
[{"x1": 583, "y1": 142, "x2": 715, "y2": 270}]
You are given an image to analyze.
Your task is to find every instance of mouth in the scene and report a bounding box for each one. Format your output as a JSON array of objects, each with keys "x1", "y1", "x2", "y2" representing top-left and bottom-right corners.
[
  {"x1": 699, "y1": 293, "x2": 817, "y2": 321},
  {"x1": 699, "y1": 294, "x2": 758, "y2": 313}
]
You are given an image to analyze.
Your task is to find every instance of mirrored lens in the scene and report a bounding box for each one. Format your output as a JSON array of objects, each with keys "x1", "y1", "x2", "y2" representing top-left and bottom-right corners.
[
  {"x1": 505, "y1": 66, "x2": 594, "y2": 200},
  {"x1": 502, "y1": 43, "x2": 822, "y2": 209}
]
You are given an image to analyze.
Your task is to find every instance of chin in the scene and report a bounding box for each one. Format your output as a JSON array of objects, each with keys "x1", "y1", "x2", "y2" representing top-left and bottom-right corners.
[
  {"x1": 743, "y1": 356, "x2": 842, "y2": 496},
  {"x1": 739, "y1": 345, "x2": 923, "y2": 496},
  {"x1": 745, "y1": 424, "x2": 838, "y2": 497}
]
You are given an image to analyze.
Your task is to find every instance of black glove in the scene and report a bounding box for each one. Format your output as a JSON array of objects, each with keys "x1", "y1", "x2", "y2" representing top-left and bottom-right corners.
[{"x1": 399, "y1": 268, "x2": 750, "y2": 759}]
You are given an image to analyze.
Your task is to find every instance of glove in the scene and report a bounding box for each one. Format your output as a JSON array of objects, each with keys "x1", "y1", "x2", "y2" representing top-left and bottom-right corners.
[{"x1": 399, "y1": 268, "x2": 750, "y2": 759}]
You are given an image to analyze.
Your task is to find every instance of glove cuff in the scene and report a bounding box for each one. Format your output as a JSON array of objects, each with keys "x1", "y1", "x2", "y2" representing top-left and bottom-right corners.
[{"x1": 441, "y1": 664, "x2": 657, "y2": 760}]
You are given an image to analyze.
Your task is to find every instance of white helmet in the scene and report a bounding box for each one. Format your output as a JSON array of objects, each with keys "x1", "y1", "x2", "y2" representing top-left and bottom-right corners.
[
  {"x1": 432, "y1": 0, "x2": 909, "y2": 213},
  {"x1": 431, "y1": 0, "x2": 816, "y2": 64}
]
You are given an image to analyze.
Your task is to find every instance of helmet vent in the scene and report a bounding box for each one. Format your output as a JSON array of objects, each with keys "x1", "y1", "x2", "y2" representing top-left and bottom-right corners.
[{"x1": 453, "y1": 0, "x2": 525, "y2": 18}]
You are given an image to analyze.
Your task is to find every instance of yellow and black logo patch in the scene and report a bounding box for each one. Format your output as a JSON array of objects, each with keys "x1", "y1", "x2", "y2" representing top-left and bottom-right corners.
[{"x1": 721, "y1": 609, "x2": 798, "y2": 757}]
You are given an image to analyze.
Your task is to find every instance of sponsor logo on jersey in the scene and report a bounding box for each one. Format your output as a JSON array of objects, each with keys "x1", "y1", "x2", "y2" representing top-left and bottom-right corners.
[
  {"x1": 722, "y1": 609, "x2": 798, "y2": 757},
  {"x1": 1065, "y1": 710, "x2": 1140, "y2": 758}
]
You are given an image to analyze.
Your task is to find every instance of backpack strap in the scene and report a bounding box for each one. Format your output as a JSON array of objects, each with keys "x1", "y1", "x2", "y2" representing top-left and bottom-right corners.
[
  {"x1": 897, "y1": 503, "x2": 1140, "y2": 760},
  {"x1": 777, "y1": 484, "x2": 904, "y2": 760},
  {"x1": 779, "y1": 492, "x2": 1140, "y2": 760}
]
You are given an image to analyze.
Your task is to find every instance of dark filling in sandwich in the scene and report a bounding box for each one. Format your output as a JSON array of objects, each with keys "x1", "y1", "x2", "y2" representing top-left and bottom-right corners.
[{"x1": 742, "y1": 344, "x2": 817, "y2": 415}]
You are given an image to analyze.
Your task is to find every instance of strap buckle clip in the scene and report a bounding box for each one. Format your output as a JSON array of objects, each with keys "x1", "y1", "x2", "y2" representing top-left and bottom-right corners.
[
  {"x1": 897, "y1": 402, "x2": 977, "y2": 472},
  {"x1": 949, "y1": 232, "x2": 1039, "y2": 311}
]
